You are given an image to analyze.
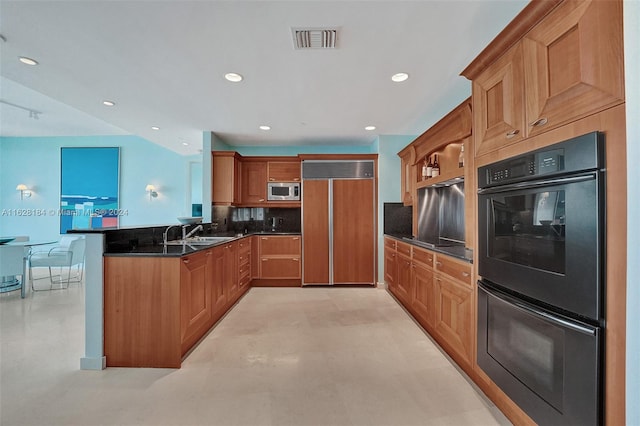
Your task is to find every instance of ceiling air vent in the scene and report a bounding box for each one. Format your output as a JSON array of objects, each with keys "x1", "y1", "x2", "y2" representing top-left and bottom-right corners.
[{"x1": 292, "y1": 28, "x2": 338, "y2": 49}]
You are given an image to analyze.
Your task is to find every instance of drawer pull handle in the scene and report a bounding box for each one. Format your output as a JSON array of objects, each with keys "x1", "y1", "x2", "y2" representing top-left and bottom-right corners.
[
  {"x1": 261, "y1": 237, "x2": 268, "y2": 240},
  {"x1": 293, "y1": 178, "x2": 300, "y2": 181},
  {"x1": 530, "y1": 117, "x2": 548, "y2": 127},
  {"x1": 505, "y1": 129, "x2": 519, "y2": 139},
  {"x1": 462, "y1": 272, "x2": 470, "y2": 277},
  {"x1": 292, "y1": 237, "x2": 300, "y2": 240},
  {"x1": 262, "y1": 258, "x2": 268, "y2": 261},
  {"x1": 436, "y1": 261, "x2": 442, "y2": 266},
  {"x1": 183, "y1": 259, "x2": 190, "y2": 264},
  {"x1": 269, "y1": 178, "x2": 275, "y2": 181},
  {"x1": 292, "y1": 258, "x2": 299, "y2": 261}
]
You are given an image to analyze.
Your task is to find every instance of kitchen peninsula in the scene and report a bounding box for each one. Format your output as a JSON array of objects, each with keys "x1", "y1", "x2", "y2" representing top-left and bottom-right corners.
[{"x1": 74, "y1": 223, "x2": 301, "y2": 368}]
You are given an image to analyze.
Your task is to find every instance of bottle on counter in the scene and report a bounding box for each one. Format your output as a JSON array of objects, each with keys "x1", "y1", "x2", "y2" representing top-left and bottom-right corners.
[
  {"x1": 432, "y1": 154, "x2": 440, "y2": 177},
  {"x1": 426, "y1": 156, "x2": 433, "y2": 178},
  {"x1": 458, "y1": 144, "x2": 465, "y2": 168}
]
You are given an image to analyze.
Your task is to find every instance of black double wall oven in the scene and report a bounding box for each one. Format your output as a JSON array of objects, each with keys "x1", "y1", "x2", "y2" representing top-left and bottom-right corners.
[{"x1": 477, "y1": 132, "x2": 605, "y2": 425}]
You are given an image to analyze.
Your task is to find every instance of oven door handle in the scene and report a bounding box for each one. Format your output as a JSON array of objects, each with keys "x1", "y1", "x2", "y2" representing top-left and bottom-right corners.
[
  {"x1": 477, "y1": 173, "x2": 596, "y2": 194},
  {"x1": 478, "y1": 281, "x2": 598, "y2": 336}
]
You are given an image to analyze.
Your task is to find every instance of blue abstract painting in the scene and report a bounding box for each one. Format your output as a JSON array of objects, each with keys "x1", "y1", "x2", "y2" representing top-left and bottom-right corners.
[{"x1": 60, "y1": 147, "x2": 120, "y2": 233}]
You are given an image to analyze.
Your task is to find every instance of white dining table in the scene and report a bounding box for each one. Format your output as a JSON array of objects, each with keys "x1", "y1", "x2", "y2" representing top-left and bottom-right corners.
[{"x1": 0, "y1": 240, "x2": 57, "y2": 298}]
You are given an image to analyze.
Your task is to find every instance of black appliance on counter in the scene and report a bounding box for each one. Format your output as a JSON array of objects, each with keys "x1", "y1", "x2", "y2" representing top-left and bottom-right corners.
[{"x1": 477, "y1": 132, "x2": 605, "y2": 425}]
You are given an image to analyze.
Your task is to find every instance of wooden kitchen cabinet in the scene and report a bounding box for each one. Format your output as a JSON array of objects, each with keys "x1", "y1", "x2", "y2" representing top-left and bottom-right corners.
[
  {"x1": 398, "y1": 146, "x2": 416, "y2": 206},
  {"x1": 241, "y1": 160, "x2": 267, "y2": 205},
  {"x1": 411, "y1": 247, "x2": 436, "y2": 328},
  {"x1": 468, "y1": 0, "x2": 624, "y2": 157},
  {"x1": 434, "y1": 275, "x2": 473, "y2": 367},
  {"x1": 383, "y1": 238, "x2": 397, "y2": 291},
  {"x1": 180, "y1": 249, "x2": 214, "y2": 354},
  {"x1": 394, "y1": 252, "x2": 412, "y2": 305},
  {"x1": 267, "y1": 161, "x2": 301, "y2": 182},
  {"x1": 237, "y1": 237, "x2": 252, "y2": 292},
  {"x1": 222, "y1": 241, "x2": 238, "y2": 301},
  {"x1": 211, "y1": 245, "x2": 227, "y2": 315},
  {"x1": 212, "y1": 151, "x2": 241, "y2": 205},
  {"x1": 258, "y1": 235, "x2": 301, "y2": 280}
]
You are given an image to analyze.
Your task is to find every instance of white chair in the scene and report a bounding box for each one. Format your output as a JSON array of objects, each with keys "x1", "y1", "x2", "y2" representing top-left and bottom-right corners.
[{"x1": 29, "y1": 236, "x2": 85, "y2": 290}]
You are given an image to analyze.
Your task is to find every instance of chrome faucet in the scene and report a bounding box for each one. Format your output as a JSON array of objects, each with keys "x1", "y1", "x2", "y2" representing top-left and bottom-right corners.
[
  {"x1": 182, "y1": 224, "x2": 203, "y2": 240},
  {"x1": 163, "y1": 225, "x2": 179, "y2": 245}
]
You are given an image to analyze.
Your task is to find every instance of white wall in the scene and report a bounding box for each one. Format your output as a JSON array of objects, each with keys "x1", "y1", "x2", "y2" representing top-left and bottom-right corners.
[
  {"x1": 624, "y1": 0, "x2": 640, "y2": 423},
  {"x1": 0, "y1": 135, "x2": 190, "y2": 241}
]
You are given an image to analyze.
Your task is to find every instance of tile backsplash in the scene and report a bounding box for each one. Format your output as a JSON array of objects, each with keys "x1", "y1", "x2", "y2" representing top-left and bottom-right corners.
[{"x1": 212, "y1": 206, "x2": 301, "y2": 234}]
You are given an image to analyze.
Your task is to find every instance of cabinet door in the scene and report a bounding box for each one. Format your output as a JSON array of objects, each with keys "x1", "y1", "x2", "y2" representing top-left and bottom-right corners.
[
  {"x1": 259, "y1": 236, "x2": 301, "y2": 255},
  {"x1": 523, "y1": 0, "x2": 624, "y2": 137},
  {"x1": 212, "y1": 153, "x2": 240, "y2": 205},
  {"x1": 267, "y1": 161, "x2": 301, "y2": 182},
  {"x1": 180, "y1": 251, "x2": 213, "y2": 349},
  {"x1": 241, "y1": 161, "x2": 267, "y2": 204},
  {"x1": 302, "y1": 180, "x2": 330, "y2": 284},
  {"x1": 435, "y1": 276, "x2": 473, "y2": 366},
  {"x1": 399, "y1": 147, "x2": 416, "y2": 206},
  {"x1": 411, "y1": 263, "x2": 435, "y2": 329},
  {"x1": 394, "y1": 254, "x2": 412, "y2": 304},
  {"x1": 472, "y1": 43, "x2": 526, "y2": 157},
  {"x1": 260, "y1": 257, "x2": 301, "y2": 279},
  {"x1": 211, "y1": 246, "x2": 226, "y2": 315},
  {"x1": 333, "y1": 179, "x2": 375, "y2": 284},
  {"x1": 384, "y1": 247, "x2": 396, "y2": 290},
  {"x1": 222, "y1": 242, "x2": 238, "y2": 303}
]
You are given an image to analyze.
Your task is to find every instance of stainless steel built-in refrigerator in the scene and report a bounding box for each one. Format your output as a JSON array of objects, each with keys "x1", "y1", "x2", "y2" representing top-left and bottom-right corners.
[{"x1": 302, "y1": 160, "x2": 376, "y2": 285}]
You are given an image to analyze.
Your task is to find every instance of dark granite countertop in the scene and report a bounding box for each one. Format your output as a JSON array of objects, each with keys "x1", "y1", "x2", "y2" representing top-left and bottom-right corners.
[
  {"x1": 104, "y1": 231, "x2": 301, "y2": 257},
  {"x1": 384, "y1": 233, "x2": 473, "y2": 263}
]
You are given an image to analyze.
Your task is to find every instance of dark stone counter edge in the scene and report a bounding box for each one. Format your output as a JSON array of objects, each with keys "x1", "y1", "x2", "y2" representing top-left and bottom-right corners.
[
  {"x1": 102, "y1": 232, "x2": 302, "y2": 257},
  {"x1": 384, "y1": 233, "x2": 473, "y2": 263}
]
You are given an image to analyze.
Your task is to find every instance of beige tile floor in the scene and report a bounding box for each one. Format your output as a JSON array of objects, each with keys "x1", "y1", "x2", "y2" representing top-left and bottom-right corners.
[{"x1": 1, "y1": 272, "x2": 511, "y2": 426}]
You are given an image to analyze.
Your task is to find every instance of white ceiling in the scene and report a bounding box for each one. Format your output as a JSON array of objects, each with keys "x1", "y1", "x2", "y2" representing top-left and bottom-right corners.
[{"x1": 0, "y1": 1, "x2": 528, "y2": 156}]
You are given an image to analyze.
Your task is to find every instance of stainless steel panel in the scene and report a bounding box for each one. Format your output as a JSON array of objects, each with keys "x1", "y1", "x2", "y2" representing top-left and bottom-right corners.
[
  {"x1": 439, "y1": 182, "x2": 465, "y2": 243},
  {"x1": 302, "y1": 160, "x2": 374, "y2": 179},
  {"x1": 417, "y1": 187, "x2": 439, "y2": 245}
]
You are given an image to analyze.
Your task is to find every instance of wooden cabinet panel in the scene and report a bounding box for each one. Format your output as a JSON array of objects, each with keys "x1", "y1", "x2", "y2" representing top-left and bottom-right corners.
[
  {"x1": 222, "y1": 241, "x2": 238, "y2": 301},
  {"x1": 395, "y1": 254, "x2": 412, "y2": 304},
  {"x1": 396, "y1": 241, "x2": 411, "y2": 258},
  {"x1": 472, "y1": 43, "x2": 526, "y2": 157},
  {"x1": 259, "y1": 235, "x2": 301, "y2": 255},
  {"x1": 267, "y1": 161, "x2": 301, "y2": 182},
  {"x1": 212, "y1": 152, "x2": 240, "y2": 205},
  {"x1": 522, "y1": 0, "x2": 624, "y2": 137},
  {"x1": 241, "y1": 161, "x2": 267, "y2": 204},
  {"x1": 104, "y1": 257, "x2": 181, "y2": 368},
  {"x1": 238, "y1": 237, "x2": 251, "y2": 292},
  {"x1": 180, "y1": 250, "x2": 213, "y2": 353},
  {"x1": 211, "y1": 246, "x2": 227, "y2": 314},
  {"x1": 412, "y1": 246, "x2": 433, "y2": 268},
  {"x1": 412, "y1": 262, "x2": 435, "y2": 328},
  {"x1": 333, "y1": 179, "x2": 375, "y2": 284},
  {"x1": 435, "y1": 276, "x2": 473, "y2": 365},
  {"x1": 384, "y1": 238, "x2": 396, "y2": 251},
  {"x1": 260, "y1": 257, "x2": 301, "y2": 279},
  {"x1": 399, "y1": 146, "x2": 416, "y2": 206},
  {"x1": 435, "y1": 254, "x2": 472, "y2": 287},
  {"x1": 302, "y1": 180, "x2": 330, "y2": 284},
  {"x1": 384, "y1": 247, "x2": 396, "y2": 290}
]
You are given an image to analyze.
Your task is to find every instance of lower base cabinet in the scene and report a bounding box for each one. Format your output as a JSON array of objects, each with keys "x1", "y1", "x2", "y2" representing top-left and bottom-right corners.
[
  {"x1": 384, "y1": 237, "x2": 474, "y2": 371},
  {"x1": 104, "y1": 238, "x2": 252, "y2": 368}
]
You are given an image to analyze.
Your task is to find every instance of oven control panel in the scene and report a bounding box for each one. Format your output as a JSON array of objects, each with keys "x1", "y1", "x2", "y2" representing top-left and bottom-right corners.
[{"x1": 478, "y1": 131, "x2": 602, "y2": 189}]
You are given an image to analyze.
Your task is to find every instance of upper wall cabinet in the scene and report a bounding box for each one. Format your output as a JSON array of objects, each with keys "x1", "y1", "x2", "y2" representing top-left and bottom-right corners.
[
  {"x1": 212, "y1": 152, "x2": 241, "y2": 206},
  {"x1": 267, "y1": 161, "x2": 301, "y2": 182},
  {"x1": 465, "y1": 0, "x2": 624, "y2": 157}
]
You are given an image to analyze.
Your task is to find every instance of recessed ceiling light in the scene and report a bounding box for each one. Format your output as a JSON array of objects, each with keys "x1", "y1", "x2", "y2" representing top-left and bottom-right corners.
[
  {"x1": 182, "y1": 142, "x2": 189, "y2": 146},
  {"x1": 151, "y1": 126, "x2": 160, "y2": 130},
  {"x1": 19, "y1": 56, "x2": 38, "y2": 66},
  {"x1": 391, "y1": 72, "x2": 409, "y2": 82},
  {"x1": 259, "y1": 125, "x2": 271, "y2": 131},
  {"x1": 365, "y1": 125, "x2": 376, "y2": 131},
  {"x1": 224, "y1": 72, "x2": 243, "y2": 82},
  {"x1": 102, "y1": 100, "x2": 115, "y2": 107}
]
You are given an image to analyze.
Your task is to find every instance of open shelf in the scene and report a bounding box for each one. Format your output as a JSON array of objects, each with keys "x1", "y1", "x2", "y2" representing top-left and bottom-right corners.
[{"x1": 416, "y1": 167, "x2": 464, "y2": 189}]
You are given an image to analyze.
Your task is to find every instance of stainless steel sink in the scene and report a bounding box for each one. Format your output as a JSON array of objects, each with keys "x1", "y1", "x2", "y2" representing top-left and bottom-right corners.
[{"x1": 165, "y1": 236, "x2": 234, "y2": 246}]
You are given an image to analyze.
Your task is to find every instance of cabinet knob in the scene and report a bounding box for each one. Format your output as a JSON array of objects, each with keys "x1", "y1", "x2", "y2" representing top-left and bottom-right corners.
[
  {"x1": 530, "y1": 117, "x2": 548, "y2": 127},
  {"x1": 505, "y1": 129, "x2": 520, "y2": 139},
  {"x1": 183, "y1": 259, "x2": 190, "y2": 264},
  {"x1": 436, "y1": 261, "x2": 442, "y2": 266},
  {"x1": 269, "y1": 178, "x2": 275, "y2": 181},
  {"x1": 462, "y1": 271, "x2": 470, "y2": 277}
]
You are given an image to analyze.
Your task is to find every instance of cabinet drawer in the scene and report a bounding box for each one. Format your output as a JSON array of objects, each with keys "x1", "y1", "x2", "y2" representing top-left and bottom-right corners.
[
  {"x1": 260, "y1": 257, "x2": 301, "y2": 279},
  {"x1": 435, "y1": 255, "x2": 472, "y2": 286},
  {"x1": 238, "y1": 238, "x2": 251, "y2": 253},
  {"x1": 384, "y1": 238, "x2": 397, "y2": 250},
  {"x1": 412, "y1": 247, "x2": 434, "y2": 267},
  {"x1": 238, "y1": 252, "x2": 250, "y2": 267},
  {"x1": 260, "y1": 236, "x2": 301, "y2": 255},
  {"x1": 396, "y1": 241, "x2": 411, "y2": 257}
]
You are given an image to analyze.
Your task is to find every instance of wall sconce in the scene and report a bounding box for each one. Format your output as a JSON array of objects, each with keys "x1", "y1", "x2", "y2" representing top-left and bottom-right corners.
[
  {"x1": 145, "y1": 184, "x2": 158, "y2": 200},
  {"x1": 16, "y1": 184, "x2": 32, "y2": 200}
]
